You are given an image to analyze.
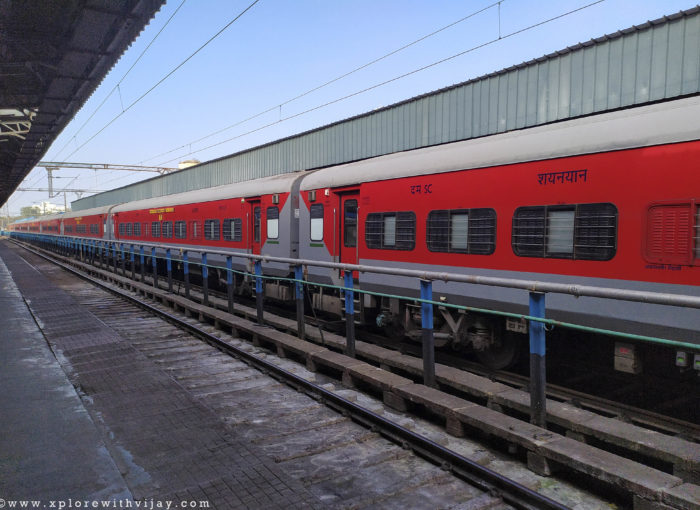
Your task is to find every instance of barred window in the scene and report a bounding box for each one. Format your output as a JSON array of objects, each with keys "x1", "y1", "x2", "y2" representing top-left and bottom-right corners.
[
  {"x1": 162, "y1": 221, "x2": 173, "y2": 239},
  {"x1": 310, "y1": 204, "x2": 324, "y2": 241},
  {"x1": 76, "y1": 224, "x2": 87, "y2": 234},
  {"x1": 125, "y1": 223, "x2": 132, "y2": 236},
  {"x1": 118, "y1": 223, "x2": 126, "y2": 236},
  {"x1": 65, "y1": 225, "x2": 73, "y2": 233},
  {"x1": 365, "y1": 211, "x2": 415, "y2": 250},
  {"x1": 151, "y1": 222, "x2": 160, "y2": 238},
  {"x1": 190, "y1": 221, "x2": 201, "y2": 240},
  {"x1": 175, "y1": 221, "x2": 187, "y2": 239},
  {"x1": 512, "y1": 203, "x2": 617, "y2": 260},
  {"x1": 427, "y1": 208, "x2": 496, "y2": 255},
  {"x1": 223, "y1": 218, "x2": 242, "y2": 242},
  {"x1": 204, "y1": 219, "x2": 220, "y2": 241},
  {"x1": 90, "y1": 224, "x2": 99, "y2": 235},
  {"x1": 267, "y1": 207, "x2": 279, "y2": 239},
  {"x1": 133, "y1": 222, "x2": 141, "y2": 237}
]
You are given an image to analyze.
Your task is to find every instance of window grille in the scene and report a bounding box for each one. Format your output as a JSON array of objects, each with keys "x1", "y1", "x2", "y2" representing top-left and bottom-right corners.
[
  {"x1": 512, "y1": 203, "x2": 616, "y2": 260},
  {"x1": 162, "y1": 221, "x2": 173, "y2": 238},
  {"x1": 366, "y1": 211, "x2": 415, "y2": 250},
  {"x1": 223, "y1": 218, "x2": 242, "y2": 241},
  {"x1": 174, "y1": 221, "x2": 187, "y2": 239},
  {"x1": 427, "y1": 208, "x2": 496, "y2": 254},
  {"x1": 204, "y1": 219, "x2": 220, "y2": 241}
]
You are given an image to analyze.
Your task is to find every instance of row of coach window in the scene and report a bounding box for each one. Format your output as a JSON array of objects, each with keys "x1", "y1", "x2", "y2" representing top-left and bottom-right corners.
[
  {"x1": 112, "y1": 203, "x2": 617, "y2": 261},
  {"x1": 331, "y1": 202, "x2": 617, "y2": 261}
]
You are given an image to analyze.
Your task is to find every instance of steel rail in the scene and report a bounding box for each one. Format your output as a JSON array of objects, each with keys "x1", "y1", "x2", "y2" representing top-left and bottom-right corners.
[{"x1": 15, "y1": 241, "x2": 568, "y2": 510}]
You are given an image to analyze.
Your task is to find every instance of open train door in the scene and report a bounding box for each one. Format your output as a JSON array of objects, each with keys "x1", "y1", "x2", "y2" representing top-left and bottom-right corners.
[{"x1": 338, "y1": 192, "x2": 359, "y2": 274}]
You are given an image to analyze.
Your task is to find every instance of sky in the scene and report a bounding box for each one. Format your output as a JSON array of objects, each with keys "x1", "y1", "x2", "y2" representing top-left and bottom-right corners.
[{"x1": 5, "y1": 0, "x2": 696, "y2": 215}]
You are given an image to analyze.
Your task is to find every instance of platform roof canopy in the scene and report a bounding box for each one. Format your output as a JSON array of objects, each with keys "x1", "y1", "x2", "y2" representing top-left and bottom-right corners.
[{"x1": 0, "y1": 0, "x2": 165, "y2": 208}]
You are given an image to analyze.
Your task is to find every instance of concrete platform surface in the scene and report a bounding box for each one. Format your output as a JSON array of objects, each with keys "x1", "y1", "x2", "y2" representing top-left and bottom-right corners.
[
  {"x1": 0, "y1": 253, "x2": 130, "y2": 501},
  {"x1": 0, "y1": 241, "x2": 325, "y2": 509}
]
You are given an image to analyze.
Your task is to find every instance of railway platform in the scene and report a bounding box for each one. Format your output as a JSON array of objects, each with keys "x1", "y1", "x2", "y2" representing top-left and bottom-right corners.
[{"x1": 0, "y1": 241, "x2": 325, "y2": 508}]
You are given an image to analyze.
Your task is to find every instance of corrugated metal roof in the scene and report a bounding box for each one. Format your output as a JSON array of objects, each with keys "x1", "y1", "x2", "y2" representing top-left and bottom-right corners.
[
  {"x1": 301, "y1": 95, "x2": 700, "y2": 190},
  {"x1": 73, "y1": 5, "x2": 700, "y2": 211},
  {"x1": 0, "y1": 0, "x2": 166, "y2": 208}
]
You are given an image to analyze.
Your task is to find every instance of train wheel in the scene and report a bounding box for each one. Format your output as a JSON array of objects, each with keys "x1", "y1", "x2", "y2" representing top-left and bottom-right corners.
[{"x1": 475, "y1": 332, "x2": 521, "y2": 370}]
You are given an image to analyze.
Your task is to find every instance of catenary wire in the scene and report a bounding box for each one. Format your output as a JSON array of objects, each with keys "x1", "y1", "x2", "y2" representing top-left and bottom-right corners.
[
  {"x1": 158, "y1": 0, "x2": 605, "y2": 165},
  {"x1": 62, "y1": 0, "x2": 262, "y2": 162},
  {"x1": 50, "y1": 0, "x2": 188, "y2": 160},
  {"x1": 139, "y1": 1, "x2": 505, "y2": 164}
]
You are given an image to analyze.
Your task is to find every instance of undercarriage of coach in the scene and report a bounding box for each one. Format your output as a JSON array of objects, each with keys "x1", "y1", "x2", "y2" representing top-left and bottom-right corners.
[{"x1": 146, "y1": 255, "x2": 697, "y2": 381}]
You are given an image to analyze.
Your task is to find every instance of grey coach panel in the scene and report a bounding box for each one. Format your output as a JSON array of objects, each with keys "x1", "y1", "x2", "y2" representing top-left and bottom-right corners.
[{"x1": 73, "y1": 7, "x2": 700, "y2": 211}]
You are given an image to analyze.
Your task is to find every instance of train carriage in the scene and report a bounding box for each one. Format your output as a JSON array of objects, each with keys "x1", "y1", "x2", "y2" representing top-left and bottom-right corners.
[
  {"x1": 299, "y1": 96, "x2": 700, "y2": 368},
  {"x1": 110, "y1": 172, "x2": 307, "y2": 298},
  {"x1": 59, "y1": 205, "x2": 114, "y2": 238}
]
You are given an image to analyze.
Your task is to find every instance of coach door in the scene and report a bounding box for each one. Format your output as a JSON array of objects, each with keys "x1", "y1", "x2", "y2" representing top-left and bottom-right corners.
[
  {"x1": 339, "y1": 193, "x2": 359, "y2": 271},
  {"x1": 249, "y1": 200, "x2": 262, "y2": 255}
]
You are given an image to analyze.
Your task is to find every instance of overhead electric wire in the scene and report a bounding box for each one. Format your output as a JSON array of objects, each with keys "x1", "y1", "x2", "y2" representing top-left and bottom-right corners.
[
  {"x1": 140, "y1": 1, "x2": 505, "y2": 164},
  {"x1": 158, "y1": 0, "x2": 606, "y2": 165},
  {"x1": 62, "y1": 0, "x2": 262, "y2": 162},
  {"x1": 51, "y1": 0, "x2": 188, "y2": 160}
]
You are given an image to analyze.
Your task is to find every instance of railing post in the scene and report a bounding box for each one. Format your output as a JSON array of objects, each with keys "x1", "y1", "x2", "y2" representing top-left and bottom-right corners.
[
  {"x1": 139, "y1": 246, "x2": 145, "y2": 282},
  {"x1": 130, "y1": 245, "x2": 135, "y2": 280},
  {"x1": 183, "y1": 250, "x2": 190, "y2": 298},
  {"x1": 255, "y1": 260, "x2": 264, "y2": 325},
  {"x1": 420, "y1": 279, "x2": 436, "y2": 388},
  {"x1": 201, "y1": 252, "x2": 209, "y2": 306},
  {"x1": 111, "y1": 243, "x2": 117, "y2": 273},
  {"x1": 151, "y1": 247, "x2": 158, "y2": 288},
  {"x1": 120, "y1": 244, "x2": 126, "y2": 276},
  {"x1": 295, "y1": 265, "x2": 305, "y2": 340},
  {"x1": 99, "y1": 241, "x2": 104, "y2": 268},
  {"x1": 226, "y1": 256, "x2": 234, "y2": 313},
  {"x1": 529, "y1": 291, "x2": 547, "y2": 428},
  {"x1": 344, "y1": 271, "x2": 356, "y2": 357},
  {"x1": 166, "y1": 248, "x2": 173, "y2": 292}
]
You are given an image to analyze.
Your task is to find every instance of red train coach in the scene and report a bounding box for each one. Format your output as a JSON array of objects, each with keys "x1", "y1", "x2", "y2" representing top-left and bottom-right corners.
[
  {"x1": 110, "y1": 172, "x2": 306, "y2": 298},
  {"x1": 299, "y1": 96, "x2": 700, "y2": 370}
]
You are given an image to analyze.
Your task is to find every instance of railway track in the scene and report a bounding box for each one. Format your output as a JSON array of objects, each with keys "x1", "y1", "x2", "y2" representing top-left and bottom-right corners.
[
  {"x1": 9, "y1": 239, "x2": 700, "y2": 509},
  {"x1": 5, "y1": 240, "x2": 599, "y2": 509}
]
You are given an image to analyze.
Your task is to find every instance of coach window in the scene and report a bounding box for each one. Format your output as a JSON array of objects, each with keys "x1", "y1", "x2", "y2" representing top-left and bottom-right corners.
[
  {"x1": 204, "y1": 219, "x2": 220, "y2": 241},
  {"x1": 365, "y1": 211, "x2": 415, "y2": 250},
  {"x1": 344, "y1": 200, "x2": 358, "y2": 247},
  {"x1": 427, "y1": 208, "x2": 496, "y2": 254},
  {"x1": 310, "y1": 204, "x2": 324, "y2": 241},
  {"x1": 223, "y1": 218, "x2": 242, "y2": 242},
  {"x1": 253, "y1": 207, "x2": 261, "y2": 242},
  {"x1": 125, "y1": 223, "x2": 132, "y2": 237},
  {"x1": 174, "y1": 221, "x2": 187, "y2": 239},
  {"x1": 133, "y1": 222, "x2": 141, "y2": 237},
  {"x1": 267, "y1": 207, "x2": 279, "y2": 239},
  {"x1": 190, "y1": 221, "x2": 201, "y2": 240},
  {"x1": 512, "y1": 203, "x2": 616, "y2": 260},
  {"x1": 645, "y1": 201, "x2": 699, "y2": 265},
  {"x1": 162, "y1": 221, "x2": 173, "y2": 239},
  {"x1": 151, "y1": 221, "x2": 160, "y2": 238},
  {"x1": 118, "y1": 223, "x2": 126, "y2": 236}
]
